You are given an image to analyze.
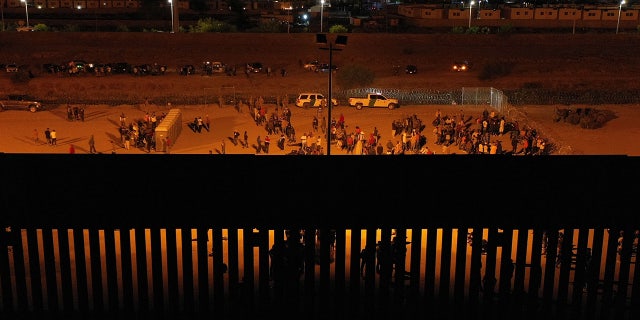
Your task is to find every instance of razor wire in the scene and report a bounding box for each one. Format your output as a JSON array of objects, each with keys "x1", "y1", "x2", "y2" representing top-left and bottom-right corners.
[{"x1": 337, "y1": 88, "x2": 457, "y2": 105}]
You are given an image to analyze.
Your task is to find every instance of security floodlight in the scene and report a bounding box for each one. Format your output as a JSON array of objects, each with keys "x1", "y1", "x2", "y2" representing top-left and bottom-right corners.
[
  {"x1": 169, "y1": 0, "x2": 175, "y2": 33},
  {"x1": 617, "y1": 0, "x2": 625, "y2": 34},
  {"x1": 21, "y1": 0, "x2": 29, "y2": 28},
  {"x1": 469, "y1": 1, "x2": 475, "y2": 29}
]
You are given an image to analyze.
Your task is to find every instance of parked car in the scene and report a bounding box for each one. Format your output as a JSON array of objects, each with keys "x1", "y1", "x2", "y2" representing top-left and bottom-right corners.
[
  {"x1": 0, "y1": 94, "x2": 43, "y2": 113},
  {"x1": 149, "y1": 63, "x2": 167, "y2": 75},
  {"x1": 43, "y1": 63, "x2": 64, "y2": 74},
  {"x1": 92, "y1": 63, "x2": 111, "y2": 75},
  {"x1": 132, "y1": 64, "x2": 151, "y2": 76},
  {"x1": 246, "y1": 62, "x2": 263, "y2": 73},
  {"x1": 452, "y1": 60, "x2": 471, "y2": 72},
  {"x1": 65, "y1": 60, "x2": 89, "y2": 75},
  {"x1": 316, "y1": 63, "x2": 338, "y2": 73},
  {"x1": 405, "y1": 65, "x2": 418, "y2": 74},
  {"x1": 303, "y1": 60, "x2": 321, "y2": 71},
  {"x1": 295, "y1": 92, "x2": 338, "y2": 109},
  {"x1": 110, "y1": 62, "x2": 132, "y2": 74},
  {"x1": 5, "y1": 63, "x2": 19, "y2": 73},
  {"x1": 203, "y1": 61, "x2": 226, "y2": 75},
  {"x1": 179, "y1": 64, "x2": 196, "y2": 75},
  {"x1": 72, "y1": 60, "x2": 88, "y2": 72}
]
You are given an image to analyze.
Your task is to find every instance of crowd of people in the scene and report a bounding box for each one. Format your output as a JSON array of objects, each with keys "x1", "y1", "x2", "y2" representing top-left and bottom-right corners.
[
  {"x1": 114, "y1": 111, "x2": 167, "y2": 153},
  {"x1": 216, "y1": 100, "x2": 551, "y2": 156},
  {"x1": 92, "y1": 97, "x2": 551, "y2": 156},
  {"x1": 323, "y1": 107, "x2": 551, "y2": 156}
]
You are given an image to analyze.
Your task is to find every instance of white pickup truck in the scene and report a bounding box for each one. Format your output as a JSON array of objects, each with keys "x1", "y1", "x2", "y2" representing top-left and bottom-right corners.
[{"x1": 348, "y1": 93, "x2": 399, "y2": 110}]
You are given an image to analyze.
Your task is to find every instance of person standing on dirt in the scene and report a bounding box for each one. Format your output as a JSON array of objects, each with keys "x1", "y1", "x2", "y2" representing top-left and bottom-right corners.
[
  {"x1": 197, "y1": 116, "x2": 204, "y2": 133},
  {"x1": 124, "y1": 132, "x2": 131, "y2": 150},
  {"x1": 50, "y1": 129, "x2": 57, "y2": 146},
  {"x1": 300, "y1": 133, "x2": 307, "y2": 151},
  {"x1": 67, "y1": 105, "x2": 73, "y2": 121},
  {"x1": 204, "y1": 115, "x2": 211, "y2": 132},
  {"x1": 264, "y1": 135, "x2": 271, "y2": 153},
  {"x1": 243, "y1": 131, "x2": 248, "y2": 148},
  {"x1": 165, "y1": 137, "x2": 171, "y2": 154},
  {"x1": 89, "y1": 134, "x2": 97, "y2": 154},
  {"x1": 312, "y1": 116, "x2": 318, "y2": 132},
  {"x1": 401, "y1": 131, "x2": 408, "y2": 152},
  {"x1": 253, "y1": 106, "x2": 260, "y2": 124},
  {"x1": 233, "y1": 129, "x2": 240, "y2": 146},
  {"x1": 256, "y1": 135, "x2": 262, "y2": 154},
  {"x1": 151, "y1": 113, "x2": 158, "y2": 130},
  {"x1": 258, "y1": 96, "x2": 265, "y2": 110},
  {"x1": 44, "y1": 128, "x2": 51, "y2": 145},
  {"x1": 278, "y1": 134, "x2": 286, "y2": 150}
]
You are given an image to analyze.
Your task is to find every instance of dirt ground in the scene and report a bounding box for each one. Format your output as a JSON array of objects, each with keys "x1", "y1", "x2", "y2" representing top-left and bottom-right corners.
[
  {"x1": 1, "y1": 102, "x2": 637, "y2": 156},
  {"x1": 1, "y1": 32, "x2": 639, "y2": 155}
]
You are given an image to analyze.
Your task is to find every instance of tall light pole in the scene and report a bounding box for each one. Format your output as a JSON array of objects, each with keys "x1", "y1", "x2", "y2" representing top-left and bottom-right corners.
[
  {"x1": 468, "y1": 1, "x2": 474, "y2": 29},
  {"x1": 168, "y1": 0, "x2": 174, "y2": 33},
  {"x1": 320, "y1": 0, "x2": 324, "y2": 33},
  {"x1": 20, "y1": 0, "x2": 29, "y2": 28},
  {"x1": 1, "y1": 0, "x2": 5, "y2": 32},
  {"x1": 616, "y1": 0, "x2": 625, "y2": 34},
  {"x1": 317, "y1": 34, "x2": 347, "y2": 156},
  {"x1": 287, "y1": 6, "x2": 291, "y2": 33}
]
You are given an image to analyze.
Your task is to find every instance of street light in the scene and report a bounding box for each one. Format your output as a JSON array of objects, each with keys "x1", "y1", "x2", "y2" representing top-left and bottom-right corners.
[
  {"x1": 320, "y1": 0, "x2": 324, "y2": 33},
  {"x1": 468, "y1": 1, "x2": 474, "y2": 29},
  {"x1": 20, "y1": 0, "x2": 29, "y2": 28},
  {"x1": 316, "y1": 33, "x2": 347, "y2": 155},
  {"x1": 616, "y1": 0, "x2": 625, "y2": 34},
  {"x1": 168, "y1": 0, "x2": 174, "y2": 33},
  {"x1": 287, "y1": 6, "x2": 292, "y2": 33}
]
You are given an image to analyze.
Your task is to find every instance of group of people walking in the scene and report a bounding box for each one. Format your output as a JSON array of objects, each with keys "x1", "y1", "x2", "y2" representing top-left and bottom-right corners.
[
  {"x1": 41, "y1": 128, "x2": 57, "y2": 146},
  {"x1": 66, "y1": 105, "x2": 85, "y2": 122}
]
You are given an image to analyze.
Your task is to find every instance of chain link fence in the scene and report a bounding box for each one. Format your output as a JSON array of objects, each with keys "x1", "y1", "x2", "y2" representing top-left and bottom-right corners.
[{"x1": 460, "y1": 87, "x2": 508, "y2": 113}]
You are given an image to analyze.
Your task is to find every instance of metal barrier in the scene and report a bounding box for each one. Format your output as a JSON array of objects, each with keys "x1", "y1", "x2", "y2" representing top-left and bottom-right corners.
[
  {"x1": 461, "y1": 87, "x2": 508, "y2": 114},
  {"x1": 1, "y1": 226, "x2": 638, "y2": 320}
]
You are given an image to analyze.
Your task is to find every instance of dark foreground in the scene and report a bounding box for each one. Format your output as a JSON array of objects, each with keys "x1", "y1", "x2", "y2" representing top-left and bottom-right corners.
[{"x1": 1, "y1": 155, "x2": 639, "y2": 320}]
